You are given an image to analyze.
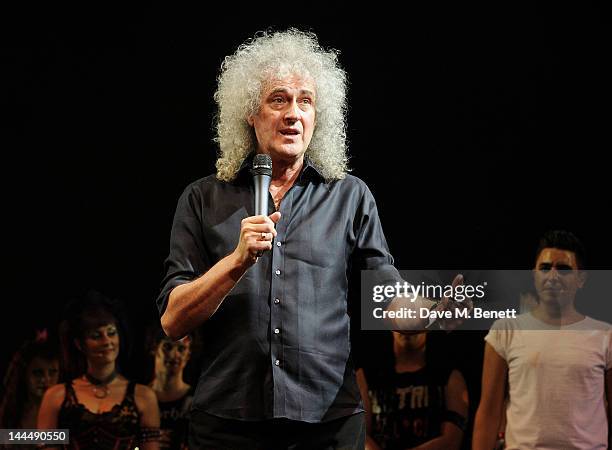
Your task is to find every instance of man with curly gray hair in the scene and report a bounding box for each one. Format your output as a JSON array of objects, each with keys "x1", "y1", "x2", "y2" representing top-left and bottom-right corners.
[{"x1": 157, "y1": 28, "x2": 419, "y2": 448}]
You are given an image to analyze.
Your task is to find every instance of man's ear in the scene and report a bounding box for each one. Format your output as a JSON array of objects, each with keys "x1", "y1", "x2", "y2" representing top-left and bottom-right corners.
[
  {"x1": 247, "y1": 115, "x2": 254, "y2": 126},
  {"x1": 74, "y1": 339, "x2": 82, "y2": 352}
]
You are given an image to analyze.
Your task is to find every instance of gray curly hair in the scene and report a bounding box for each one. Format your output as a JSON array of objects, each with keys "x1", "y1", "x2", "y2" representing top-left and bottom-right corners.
[{"x1": 213, "y1": 29, "x2": 349, "y2": 181}]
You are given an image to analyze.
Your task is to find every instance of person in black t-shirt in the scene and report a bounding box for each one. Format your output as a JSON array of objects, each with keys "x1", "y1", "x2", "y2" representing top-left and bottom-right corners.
[
  {"x1": 357, "y1": 332, "x2": 468, "y2": 450},
  {"x1": 146, "y1": 325, "x2": 197, "y2": 450}
]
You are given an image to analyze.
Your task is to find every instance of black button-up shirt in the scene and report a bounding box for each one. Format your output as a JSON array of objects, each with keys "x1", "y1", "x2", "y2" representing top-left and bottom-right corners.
[{"x1": 157, "y1": 154, "x2": 401, "y2": 422}]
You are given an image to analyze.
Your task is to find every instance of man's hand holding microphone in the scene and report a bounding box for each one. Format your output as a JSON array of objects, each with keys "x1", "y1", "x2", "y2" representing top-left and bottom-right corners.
[{"x1": 233, "y1": 154, "x2": 280, "y2": 267}]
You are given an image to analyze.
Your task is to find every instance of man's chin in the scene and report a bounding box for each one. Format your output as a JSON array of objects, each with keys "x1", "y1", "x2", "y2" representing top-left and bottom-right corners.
[
  {"x1": 269, "y1": 146, "x2": 306, "y2": 161},
  {"x1": 538, "y1": 294, "x2": 572, "y2": 307}
]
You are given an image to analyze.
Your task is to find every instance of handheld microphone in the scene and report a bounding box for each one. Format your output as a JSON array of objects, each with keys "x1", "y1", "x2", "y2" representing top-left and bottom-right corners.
[
  {"x1": 252, "y1": 154, "x2": 272, "y2": 216},
  {"x1": 252, "y1": 154, "x2": 272, "y2": 258}
]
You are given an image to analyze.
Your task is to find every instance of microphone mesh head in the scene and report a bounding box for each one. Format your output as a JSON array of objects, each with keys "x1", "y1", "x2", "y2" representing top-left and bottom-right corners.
[{"x1": 252, "y1": 153, "x2": 273, "y2": 176}]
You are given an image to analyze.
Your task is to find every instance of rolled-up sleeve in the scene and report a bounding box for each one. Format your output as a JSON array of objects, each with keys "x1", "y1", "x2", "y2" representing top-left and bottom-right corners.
[{"x1": 156, "y1": 183, "x2": 211, "y2": 316}]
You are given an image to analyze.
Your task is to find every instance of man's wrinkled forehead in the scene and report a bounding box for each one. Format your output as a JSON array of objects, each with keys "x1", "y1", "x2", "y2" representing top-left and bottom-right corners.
[
  {"x1": 260, "y1": 71, "x2": 316, "y2": 94},
  {"x1": 535, "y1": 247, "x2": 580, "y2": 269}
]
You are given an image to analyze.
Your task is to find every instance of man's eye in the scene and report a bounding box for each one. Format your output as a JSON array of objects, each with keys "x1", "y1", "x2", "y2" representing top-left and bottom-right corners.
[
  {"x1": 107, "y1": 328, "x2": 117, "y2": 336},
  {"x1": 32, "y1": 369, "x2": 44, "y2": 377},
  {"x1": 301, "y1": 98, "x2": 312, "y2": 104},
  {"x1": 272, "y1": 97, "x2": 284, "y2": 103},
  {"x1": 538, "y1": 264, "x2": 574, "y2": 275}
]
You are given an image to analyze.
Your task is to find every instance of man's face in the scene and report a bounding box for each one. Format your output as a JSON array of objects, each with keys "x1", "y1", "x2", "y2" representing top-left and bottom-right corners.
[
  {"x1": 248, "y1": 74, "x2": 316, "y2": 164},
  {"x1": 26, "y1": 356, "x2": 59, "y2": 400},
  {"x1": 393, "y1": 331, "x2": 426, "y2": 350},
  {"x1": 533, "y1": 247, "x2": 585, "y2": 308}
]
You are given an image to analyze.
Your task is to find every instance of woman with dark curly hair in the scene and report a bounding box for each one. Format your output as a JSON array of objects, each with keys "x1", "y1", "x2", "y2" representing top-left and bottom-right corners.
[
  {"x1": 37, "y1": 290, "x2": 160, "y2": 449},
  {"x1": 0, "y1": 330, "x2": 60, "y2": 432}
]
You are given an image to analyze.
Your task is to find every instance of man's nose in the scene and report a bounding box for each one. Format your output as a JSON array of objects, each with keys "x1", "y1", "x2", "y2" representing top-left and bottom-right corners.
[
  {"x1": 283, "y1": 99, "x2": 300, "y2": 122},
  {"x1": 546, "y1": 268, "x2": 562, "y2": 280}
]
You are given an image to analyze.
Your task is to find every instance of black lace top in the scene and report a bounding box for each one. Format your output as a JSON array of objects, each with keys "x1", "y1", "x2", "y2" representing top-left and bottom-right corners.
[{"x1": 58, "y1": 380, "x2": 140, "y2": 450}]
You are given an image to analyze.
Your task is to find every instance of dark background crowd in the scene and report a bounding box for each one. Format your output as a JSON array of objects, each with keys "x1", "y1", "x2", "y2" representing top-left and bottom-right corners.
[{"x1": 2, "y1": 3, "x2": 610, "y2": 448}]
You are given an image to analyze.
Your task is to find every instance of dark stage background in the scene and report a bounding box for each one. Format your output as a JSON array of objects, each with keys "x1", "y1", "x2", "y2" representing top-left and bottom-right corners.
[{"x1": 2, "y1": 4, "x2": 609, "y2": 444}]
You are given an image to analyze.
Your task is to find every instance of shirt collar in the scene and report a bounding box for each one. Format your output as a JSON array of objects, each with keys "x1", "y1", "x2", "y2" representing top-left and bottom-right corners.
[{"x1": 236, "y1": 153, "x2": 326, "y2": 183}]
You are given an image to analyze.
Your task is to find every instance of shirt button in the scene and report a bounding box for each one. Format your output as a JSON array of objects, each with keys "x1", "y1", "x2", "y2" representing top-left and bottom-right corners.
[
  {"x1": 276, "y1": 241, "x2": 282, "y2": 247},
  {"x1": 274, "y1": 298, "x2": 280, "y2": 304},
  {"x1": 274, "y1": 328, "x2": 280, "y2": 334},
  {"x1": 275, "y1": 269, "x2": 281, "y2": 275},
  {"x1": 275, "y1": 359, "x2": 280, "y2": 366}
]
